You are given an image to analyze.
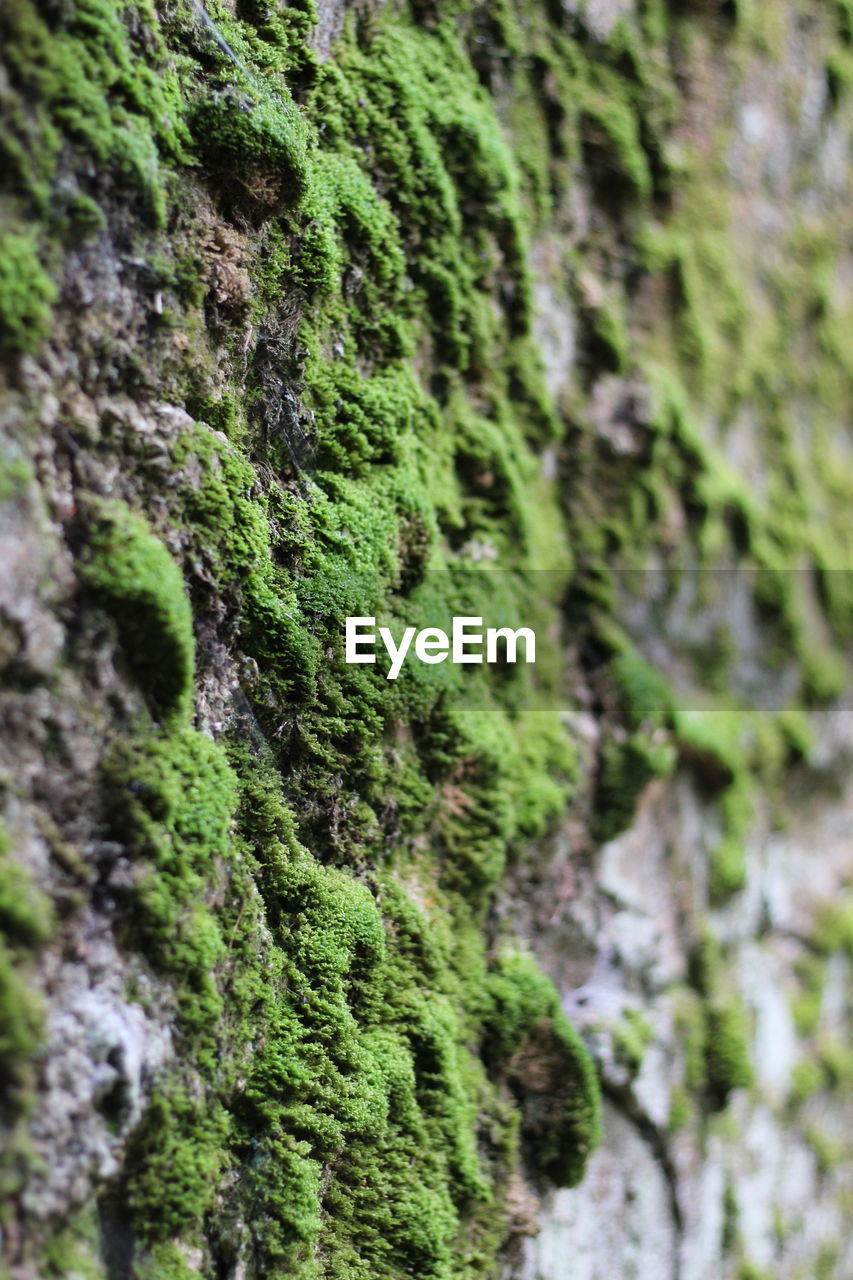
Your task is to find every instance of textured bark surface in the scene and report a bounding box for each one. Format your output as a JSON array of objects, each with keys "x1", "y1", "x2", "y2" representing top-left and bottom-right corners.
[{"x1": 0, "y1": 1, "x2": 851, "y2": 1278}]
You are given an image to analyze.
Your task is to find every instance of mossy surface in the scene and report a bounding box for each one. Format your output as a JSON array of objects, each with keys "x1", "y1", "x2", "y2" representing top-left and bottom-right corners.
[{"x1": 0, "y1": 0, "x2": 850, "y2": 1274}]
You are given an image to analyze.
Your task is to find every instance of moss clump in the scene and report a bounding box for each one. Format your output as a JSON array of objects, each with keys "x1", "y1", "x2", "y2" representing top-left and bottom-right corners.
[
  {"x1": 738, "y1": 1260, "x2": 774, "y2": 1280},
  {"x1": 708, "y1": 836, "x2": 747, "y2": 903},
  {"x1": 813, "y1": 898, "x2": 853, "y2": 958},
  {"x1": 79, "y1": 502, "x2": 195, "y2": 724},
  {"x1": 189, "y1": 89, "x2": 310, "y2": 213},
  {"x1": 0, "y1": 0, "x2": 188, "y2": 223},
  {"x1": 580, "y1": 87, "x2": 652, "y2": 203},
  {"x1": 0, "y1": 941, "x2": 43, "y2": 1114},
  {"x1": 704, "y1": 996, "x2": 753, "y2": 1107},
  {"x1": 593, "y1": 730, "x2": 675, "y2": 842},
  {"x1": 0, "y1": 829, "x2": 52, "y2": 949},
  {"x1": 97, "y1": 725, "x2": 592, "y2": 1277},
  {"x1": 123, "y1": 1088, "x2": 231, "y2": 1245},
  {"x1": 0, "y1": 826, "x2": 47, "y2": 1119},
  {"x1": 0, "y1": 230, "x2": 56, "y2": 356},
  {"x1": 667, "y1": 1084, "x2": 691, "y2": 1133},
  {"x1": 612, "y1": 1007, "x2": 654, "y2": 1076},
  {"x1": 791, "y1": 952, "x2": 825, "y2": 1038},
  {"x1": 40, "y1": 1204, "x2": 106, "y2": 1280},
  {"x1": 101, "y1": 727, "x2": 237, "y2": 1060},
  {"x1": 483, "y1": 949, "x2": 602, "y2": 1187},
  {"x1": 789, "y1": 1056, "x2": 824, "y2": 1106},
  {"x1": 689, "y1": 933, "x2": 753, "y2": 1109}
]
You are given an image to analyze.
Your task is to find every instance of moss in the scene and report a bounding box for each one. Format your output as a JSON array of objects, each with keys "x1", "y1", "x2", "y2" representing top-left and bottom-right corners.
[
  {"x1": 0, "y1": 230, "x2": 57, "y2": 356},
  {"x1": 0, "y1": 942, "x2": 43, "y2": 1116},
  {"x1": 609, "y1": 646, "x2": 675, "y2": 731},
  {"x1": 611, "y1": 1007, "x2": 654, "y2": 1075},
  {"x1": 704, "y1": 995, "x2": 753, "y2": 1106},
  {"x1": 791, "y1": 953, "x2": 825, "y2": 1038},
  {"x1": 816, "y1": 1243, "x2": 843, "y2": 1280},
  {"x1": 581, "y1": 294, "x2": 630, "y2": 374},
  {"x1": 722, "y1": 1179, "x2": 739, "y2": 1253},
  {"x1": 593, "y1": 729, "x2": 676, "y2": 842},
  {"x1": 0, "y1": 452, "x2": 33, "y2": 506},
  {"x1": 95, "y1": 719, "x2": 587, "y2": 1275},
  {"x1": 100, "y1": 727, "x2": 237, "y2": 1060},
  {"x1": 0, "y1": 861, "x2": 52, "y2": 952},
  {"x1": 738, "y1": 1263, "x2": 774, "y2": 1280},
  {"x1": 708, "y1": 778, "x2": 752, "y2": 904},
  {"x1": 579, "y1": 83, "x2": 653, "y2": 203},
  {"x1": 813, "y1": 898, "x2": 853, "y2": 958},
  {"x1": 189, "y1": 88, "x2": 309, "y2": 214},
  {"x1": 79, "y1": 501, "x2": 195, "y2": 724},
  {"x1": 483, "y1": 949, "x2": 602, "y2": 1187},
  {"x1": 789, "y1": 1056, "x2": 824, "y2": 1106},
  {"x1": 806, "y1": 1124, "x2": 846, "y2": 1177},
  {"x1": 709, "y1": 836, "x2": 747, "y2": 903},
  {"x1": 688, "y1": 933, "x2": 753, "y2": 1109},
  {"x1": 41, "y1": 1205, "x2": 106, "y2": 1280},
  {"x1": 0, "y1": 825, "x2": 48, "y2": 1121},
  {"x1": 124, "y1": 1089, "x2": 231, "y2": 1243},
  {"x1": 0, "y1": 0, "x2": 188, "y2": 222},
  {"x1": 667, "y1": 1084, "x2": 691, "y2": 1133},
  {"x1": 817, "y1": 1038, "x2": 853, "y2": 1092}
]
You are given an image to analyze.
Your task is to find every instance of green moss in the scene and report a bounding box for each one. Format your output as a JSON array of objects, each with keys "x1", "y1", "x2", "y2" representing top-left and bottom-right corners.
[
  {"x1": 789, "y1": 1056, "x2": 824, "y2": 1106},
  {"x1": 791, "y1": 953, "x2": 825, "y2": 1038},
  {"x1": 41, "y1": 1205, "x2": 106, "y2": 1280},
  {"x1": 738, "y1": 1262, "x2": 774, "y2": 1280},
  {"x1": 667, "y1": 1084, "x2": 692, "y2": 1133},
  {"x1": 0, "y1": 230, "x2": 57, "y2": 356},
  {"x1": 79, "y1": 501, "x2": 195, "y2": 724},
  {"x1": 0, "y1": 0, "x2": 188, "y2": 222},
  {"x1": 806, "y1": 1124, "x2": 846, "y2": 1176},
  {"x1": 95, "y1": 719, "x2": 589, "y2": 1275},
  {"x1": 704, "y1": 996, "x2": 753, "y2": 1106},
  {"x1": 709, "y1": 836, "x2": 747, "y2": 903},
  {"x1": 124, "y1": 1089, "x2": 231, "y2": 1242},
  {"x1": 101, "y1": 727, "x2": 237, "y2": 1059},
  {"x1": 611, "y1": 1007, "x2": 654, "y2": 1076},
  {"x1": 0, "y1": 825, "x2": 47, "y2": 1122},
  {"x1": 609, "y1": 646, "x2": 675, "y2": 731},
  {"x1": 593, "y1": 729, "x2": 676, "y2": 842},
  {"x1": 0, "y1": 845, "x2": 52, "y2": 949},
  {"x1": 189, "y1": 88, "x2": 309, "y2": 214},
  {"x1": 708, "y1": 778, "x2": 753, "y2": 904},
  {"x1": 722, "y1": 1178, "x2": 740, "y2": 1253},
  {"x1": 813, "y1": 898, "x2": 853, "y2": 958},
  {"x1": 688, "y1": 933, "x2": 753, "y2": 1109},
  {"x1": 483, "y1": 949, "x2": 602, "y2": 1187},
  {"x1": 0, "y1": 453, "x2": 33, "y2": 505},
  {"x1": 0, "y1": 942, "x2": 42, "y2": 1115},
  {"x1": 817, "y1": 1038, "x2": 853, "y2": 1092},
  {"x1": 816, "y1": 1242, "x2": 843, "y2": 1280},
  {"x1": 579, "y1": 83, "x2": 652, "y2": 203}
]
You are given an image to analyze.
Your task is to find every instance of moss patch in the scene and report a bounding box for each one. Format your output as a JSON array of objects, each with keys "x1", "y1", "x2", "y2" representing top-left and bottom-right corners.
[{"x1": 79, "y1": 501, "x2": 195, "y2": 724}]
